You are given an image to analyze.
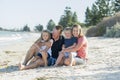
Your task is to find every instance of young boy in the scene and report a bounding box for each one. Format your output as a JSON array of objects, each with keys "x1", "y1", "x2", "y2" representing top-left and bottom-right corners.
[{"x1": 54, "y1": 27, "x2": 77, "y2": 66}]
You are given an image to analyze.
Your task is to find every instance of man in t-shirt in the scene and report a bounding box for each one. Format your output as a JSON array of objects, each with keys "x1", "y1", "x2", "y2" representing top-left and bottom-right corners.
[
  {"x1": 48, "y1": 26, "x2": 64, "y2": 66},
  {"x1": 19, "y1": 25, "x2": 64, "y2": 70}
]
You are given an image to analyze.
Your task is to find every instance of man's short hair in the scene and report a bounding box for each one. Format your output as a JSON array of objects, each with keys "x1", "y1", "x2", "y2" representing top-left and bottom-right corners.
[{"x1": 55, "y1": 25, "x2": 63, "y2": 34}]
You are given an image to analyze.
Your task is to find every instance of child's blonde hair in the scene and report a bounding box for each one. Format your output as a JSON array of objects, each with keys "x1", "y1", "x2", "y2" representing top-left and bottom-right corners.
[
  {"x1": 40, "y1": 30, "x2": 51, "y2": 42},
  {"x1": 64, "y1": 27, "x2": 72, "y2": 33}
]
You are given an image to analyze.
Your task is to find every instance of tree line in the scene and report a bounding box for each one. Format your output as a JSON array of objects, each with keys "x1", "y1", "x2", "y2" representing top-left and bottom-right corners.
[
  {"x1": 1, "y1": 0, "x2": 119, "y2": 32},
  {"x1": 22, "y1": 7, "x2": 80, "y2": 32},
  {"x1": 85, "y1": 0, "x2": 120, "y2": 26},
  {"x1": 0, "y1": 6, "x2": 80, "y2": 32}
]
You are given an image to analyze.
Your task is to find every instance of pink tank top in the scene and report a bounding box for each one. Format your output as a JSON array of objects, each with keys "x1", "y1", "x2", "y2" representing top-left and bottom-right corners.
[{"x1": 77, "y1": 36, "x2": 88, "y2": 59}]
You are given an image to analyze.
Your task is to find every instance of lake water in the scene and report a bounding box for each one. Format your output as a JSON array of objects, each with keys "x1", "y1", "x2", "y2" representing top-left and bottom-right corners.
[{"x1": 0, "y1": 31, "x2": 40, "y2": 47}]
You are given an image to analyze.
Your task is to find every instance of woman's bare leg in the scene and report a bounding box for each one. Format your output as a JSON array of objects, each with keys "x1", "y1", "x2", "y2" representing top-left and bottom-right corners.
[
  {"x1": 28, "y1": 56, "x2": 40, "y2": 65},
  {"x1": 20, "y1": 58, "x2": 44, "y2": 70},
  {"x1": 22, "y1": 45, "x2": 38, "y2": 65}
]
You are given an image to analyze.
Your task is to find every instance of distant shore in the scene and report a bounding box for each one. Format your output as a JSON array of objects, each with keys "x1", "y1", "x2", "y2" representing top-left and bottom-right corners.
[{"x1": 0, "y1": 31, "x2": 40, "y2": 47}]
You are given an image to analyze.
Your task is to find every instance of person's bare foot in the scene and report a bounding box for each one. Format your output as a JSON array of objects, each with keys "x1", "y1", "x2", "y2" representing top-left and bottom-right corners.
[
  {"x1": 69, "y1": 64, "x2": 73, "y2": 66},
  {"x1": 18, "y1": 63, "x2": 21, "y2": 69},
  {"x1": 53, "y1": 64, "x2": 58, "y2": 67},
  {"x1": 44, "y1": 62, "x2": 48, "y2": 67},
  {"x1": 19, "y1": 63, "x2": 26, "y2": 70}
]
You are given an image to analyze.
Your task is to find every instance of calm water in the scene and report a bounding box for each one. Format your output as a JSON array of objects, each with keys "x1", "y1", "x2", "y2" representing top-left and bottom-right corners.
[{"x1": 0, "y1": 31, "x2": 40, "y2": 46}]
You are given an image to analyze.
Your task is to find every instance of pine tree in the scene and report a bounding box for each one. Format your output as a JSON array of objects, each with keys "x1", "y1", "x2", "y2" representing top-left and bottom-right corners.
[
  {"x1": 72, "y1": 12, "x2": 78, "y2": 24},
  {"x1": 91, "y1": 4, "x2": 100, "y2": 25},
  {"x1": 59, "y1": 7, "x2": 80, "y2": 28},
  {"x1": 85, "y1": 0, "x2": 114, "y2": 26},
  {"x1": 34, "y1": 24, "x2": 43, "y2": 32},
  {"x1": 47, "y1": 19, "x2": 56, "y2": 31},
  {"x1": 114, "y1": 0, "x2": 120, "y2": 12},
  {"x1": 23, "y1": 24, "x2": 30, "y2": 32},
  {"x1": 85, "y1": 7, "x2": 92, "y2": 26}
]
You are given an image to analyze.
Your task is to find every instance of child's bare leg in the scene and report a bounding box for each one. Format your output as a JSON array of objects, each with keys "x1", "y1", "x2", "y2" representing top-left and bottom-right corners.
[
  {"x1": 64, "y1": 53, "x2": 74, "y2": 66},
  {"x1": 28, "y1": 56, "x2": 40, "y2": 65},
  {"x1": 41, "y1": 51, "x2": 48, "y2": 67},
  {"x1": 20, "y1": 58, "x2": 44, "y2": 70},
  {"x1": 64, "y1": 58, "x2": 71, "y2": 66},
  {"x1": 69, "y1": 53, "x2": 73, "y2": 66},
  {"x1": 54, "y1": 52, "x2": 64, "y2": 66}
]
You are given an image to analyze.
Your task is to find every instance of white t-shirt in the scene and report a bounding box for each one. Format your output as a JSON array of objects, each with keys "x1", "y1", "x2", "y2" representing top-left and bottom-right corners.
[{"x1": 39, "y1": 39, "x2": 53, "y2": 56}]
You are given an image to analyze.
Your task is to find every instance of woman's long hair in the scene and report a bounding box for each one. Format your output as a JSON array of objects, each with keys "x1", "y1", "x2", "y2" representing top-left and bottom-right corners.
[{"x1": 72, "y1": 24, "x2": 84, "y2": 38}]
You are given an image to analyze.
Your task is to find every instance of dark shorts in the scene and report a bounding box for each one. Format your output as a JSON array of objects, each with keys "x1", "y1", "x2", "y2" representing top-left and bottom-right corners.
[
  {"x1": 47, "y1": 57, "x2": 57, "y2": 66},
  {"x1": 64, "y1": 52, "x2": 70, "y2": 58},
  {"x1": 37, "y1": 52, "x2": 50, "y2": 59}
]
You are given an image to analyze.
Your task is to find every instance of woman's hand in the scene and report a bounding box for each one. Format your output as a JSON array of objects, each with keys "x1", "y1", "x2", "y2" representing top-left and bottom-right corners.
[{"x1": 62, "y1": 48, "x2": 69, "y2": 53}]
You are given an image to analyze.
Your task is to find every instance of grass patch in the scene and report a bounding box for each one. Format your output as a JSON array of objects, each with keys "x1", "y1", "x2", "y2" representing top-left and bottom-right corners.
[
  {"x1": 4, "y1": 51, "x2": 16, "y2": 54},
  {"x1": 104, "y1": 23, "x2": 120, "y2": 37},
  {"x1": 34, "y1": 77, "x2": 66, "y2": 80}
]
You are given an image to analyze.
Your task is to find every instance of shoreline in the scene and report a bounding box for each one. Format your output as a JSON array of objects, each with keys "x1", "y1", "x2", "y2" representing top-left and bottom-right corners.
[{"x1": 0, "y1": 31, "x2": 40, "y2": 47}]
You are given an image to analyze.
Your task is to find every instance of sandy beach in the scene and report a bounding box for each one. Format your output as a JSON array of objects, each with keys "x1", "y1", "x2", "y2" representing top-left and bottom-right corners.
[{"x1": 0, "y1": 36, "x2": 120, "y2": 80}]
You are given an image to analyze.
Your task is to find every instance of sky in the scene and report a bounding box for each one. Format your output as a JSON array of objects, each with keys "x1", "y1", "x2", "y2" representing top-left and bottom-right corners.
[{"x1": 0, "y1": 0, "x2": 96, "y2": 30}]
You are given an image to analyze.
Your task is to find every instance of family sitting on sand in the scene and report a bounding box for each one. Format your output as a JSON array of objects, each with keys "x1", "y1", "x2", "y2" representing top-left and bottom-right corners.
[{"x1": 19, "y1": 24, "x2": 88, "y2": 70}]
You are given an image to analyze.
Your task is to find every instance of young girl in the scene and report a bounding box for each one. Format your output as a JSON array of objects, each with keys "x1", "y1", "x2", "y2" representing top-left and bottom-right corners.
[
  {"x1": 20, "y1": 30, "x2": 53, "y2": 70},
  {"x1": 34, "y1": 30, "x2": 53, "y2": 66}
]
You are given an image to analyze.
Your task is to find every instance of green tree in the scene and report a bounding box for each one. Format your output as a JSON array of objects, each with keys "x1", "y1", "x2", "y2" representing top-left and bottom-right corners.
[
  {"x1": 65, "y1": 7, "x2": 73, "y2": 27},
  {"x1": 85, "y1": 0, "x2": 114, "y2": 26},
  {"x1": 59, "y1": 7, "x2": 80, "y2": 28},
  {"x1": 114, "y1": 0, "x2": 120, "y2": 12},
  {"x1": 23, "y1": 24, "x2": 30, "y2": 32},
  {"x1": 0, "y1": 27, "x2": 3, "y2": 30},
  {"x1": 34, "y1": 24, "x2": 43, "y2": 32},
  {"x1": 59, "y1": 7, "x2": 73, "y2": 28},
  {"x1": 96, "y1": 0, "x2": 114, "y2": 17},
  {"x1": 90, "y1": 4, "x2": 100, "y2": 25},
  {"x1": 59, "y1": 15, "x2": 67, "y2": 28},
  {"x1": 85, "y1": 7, "x2": 92, "y2": 26},
  {"x1": 72, "y1": 12, "x2": 78, "y2": 24},
  {"x1": 47, "y1": 19, "x2": 56, "y2": 31}
]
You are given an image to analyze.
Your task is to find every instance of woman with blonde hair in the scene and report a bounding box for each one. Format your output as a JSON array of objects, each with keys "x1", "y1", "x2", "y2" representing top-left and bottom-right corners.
[{"x1": 62, "y1": 24, "x2": 88, "y2": 66}]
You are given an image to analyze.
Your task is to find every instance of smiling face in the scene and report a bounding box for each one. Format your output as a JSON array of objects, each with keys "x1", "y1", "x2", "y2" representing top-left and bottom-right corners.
[
  {"x1": 64, "y1": 30, "x2": 72, "y2": 39},
  {"x1": 72, "y1": 27, "x2": 80, "y2": 37},
  {"x1": 42, "y1": 32, "x2": 50, "y2": 41},
  {"x1": 52, "y1": 28, "x2": 61, "y2": 39},
  {"x1": 52, "y1": 25, "x2": 63, "y2": 40}
]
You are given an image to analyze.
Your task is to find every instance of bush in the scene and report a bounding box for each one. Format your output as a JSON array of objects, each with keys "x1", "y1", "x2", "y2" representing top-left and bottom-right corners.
[
  {"x1": 104, "y1": 23, "x2": 120, "y2": 37},
  {"x1": 86, "y1": 12, "x2": 120, "y2": 37},
  {"x1": 23, "y1": 25, "x2": 30, "y2": 32},
  {"x1": 86, "y1": 26, "x2": 106, "y2": 37},
  {"x1": 0, "y1": 27, "x2": 3, "y2": 30},
  {"x1": 86, "y1": 26, "x2": 98, "y2": 37}
]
